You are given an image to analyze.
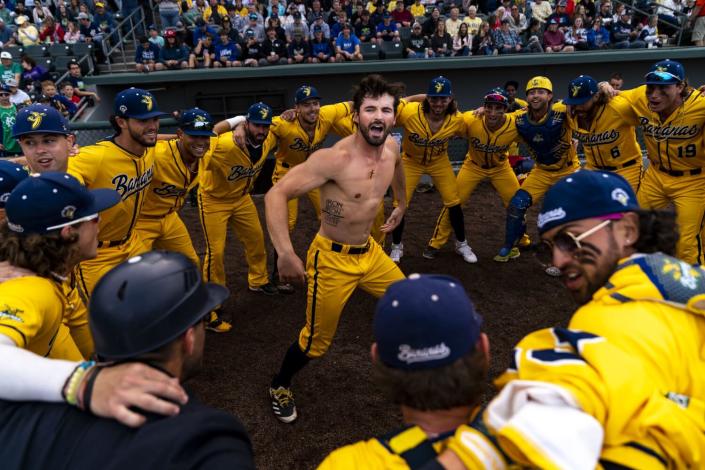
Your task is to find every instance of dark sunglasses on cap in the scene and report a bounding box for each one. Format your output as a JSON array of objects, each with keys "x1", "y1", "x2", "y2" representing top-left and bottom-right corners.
[
  {"x1": 645, "y1": 71, "x2": 681, "y2": 83},
  {"x1": 484, "y1": 93, "x2": 508, "y2": 106},
  {"x1": 535, "y1": 219, "x2": 612, "y2": 267}
]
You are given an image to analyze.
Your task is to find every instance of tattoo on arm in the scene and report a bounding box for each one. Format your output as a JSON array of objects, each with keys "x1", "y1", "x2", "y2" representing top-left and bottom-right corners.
[{"x1": 322, "y1": 198, "x2": 344, "y2": 226}]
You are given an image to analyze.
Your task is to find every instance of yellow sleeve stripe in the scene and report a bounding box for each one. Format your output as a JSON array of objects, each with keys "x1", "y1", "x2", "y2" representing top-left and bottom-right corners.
[
  {"x1": 0, "y1": 324, "x2": 26, "y2": 347},
  {"x1": 454, "y1": 427, "x2": 508, "y2": 470}
]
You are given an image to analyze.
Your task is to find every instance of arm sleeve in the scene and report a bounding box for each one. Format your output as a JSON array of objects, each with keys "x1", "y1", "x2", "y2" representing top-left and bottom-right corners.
[{"x1": 67, "y1": 147, "x2": 102, "y2": 186}]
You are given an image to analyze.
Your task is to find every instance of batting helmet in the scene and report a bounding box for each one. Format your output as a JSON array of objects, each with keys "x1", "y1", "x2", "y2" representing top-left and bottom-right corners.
[{"x1": 89, "y1": 251, "x2": 229, "y2": 360}]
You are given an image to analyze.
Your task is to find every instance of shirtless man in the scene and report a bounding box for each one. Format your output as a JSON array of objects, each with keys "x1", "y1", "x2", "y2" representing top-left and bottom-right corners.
[{"x1": 265, "y1": 74, "x2": 407, "y2": 424}]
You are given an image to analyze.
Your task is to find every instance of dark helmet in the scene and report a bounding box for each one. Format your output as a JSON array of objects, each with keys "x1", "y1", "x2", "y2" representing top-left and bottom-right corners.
[{"x1": 89, "y1": 251, "x2": 229, "y2": 360}]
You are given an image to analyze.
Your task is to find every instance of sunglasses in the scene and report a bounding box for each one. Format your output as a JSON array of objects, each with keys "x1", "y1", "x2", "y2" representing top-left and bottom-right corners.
[
  {"x1": 536, "y1": 219, "x2": 612, "y2": 266},
  {"x1": 0, "y1": 92, "x2": 10, "y2": 96},
  {"x1": 645, "y1": 70, "x2": 681, "y2": 83},
  {"x1": 484, "y1": 93, "x2": 508, "y2": 105}
]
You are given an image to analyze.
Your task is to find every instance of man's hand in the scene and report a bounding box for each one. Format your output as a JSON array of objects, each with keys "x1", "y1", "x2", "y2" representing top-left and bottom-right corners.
[
  {"x1": 87, "y1": 362, "x2": 188, "y2": 428},
  {"x1": 380, "y1": 206, "x2": 405, "y2": 233},
  {"x1": 280, "y1": 108, "x2": 296, "y2": 121},
  {"x1": 231, "y1": 122, "x2": 247, "y2": 149},
  {"x1": 277, "y1": 251, "x2": 307, "y2": 286}
]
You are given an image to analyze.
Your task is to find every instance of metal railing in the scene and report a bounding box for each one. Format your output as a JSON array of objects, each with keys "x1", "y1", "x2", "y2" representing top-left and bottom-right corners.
[
  {"x1": 613, "y1": 0, "x2": 690, "y2": 45},
  {"x1": 101, "y1": 6, "x2": 147, "y2": 73}
]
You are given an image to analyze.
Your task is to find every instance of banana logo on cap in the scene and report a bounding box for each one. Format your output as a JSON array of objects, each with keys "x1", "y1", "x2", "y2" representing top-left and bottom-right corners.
[
  {"x1": 27, "y1": 111, "x2": 46, "y2": 130},
  {"x1": 434, "y1": 81, "x2": 444, "y2": 93},
  {"x1": 260, "y1": 107, "x2": 269, "y2": 119},
  {"x1": 141, "y1": 95, "x2": 153, "y2": 111},
  {"x1": 302, "y1": 87, "x2": 311, "y2": 97},
  {"x1": 571, "y1": 84, "x2": 581, "y2": 97}
]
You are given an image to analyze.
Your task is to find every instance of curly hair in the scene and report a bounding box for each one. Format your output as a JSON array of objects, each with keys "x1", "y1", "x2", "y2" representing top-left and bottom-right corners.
[
  {"x1": 373, "y1": 348, "x2": 488, "y2": 411},
  {"x1": 635, "y1": 209, "x2": 678, "y2": 256},
  {"x1": 0, "y1": 221, "x2": 80, "y2": 278},
  {"x1": 352, "y1": 74, "x2": 403, "y2": 115}
]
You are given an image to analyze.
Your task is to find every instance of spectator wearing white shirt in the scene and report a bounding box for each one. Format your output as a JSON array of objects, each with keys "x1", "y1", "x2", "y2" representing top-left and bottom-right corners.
[
  {"x1": 531, "y1": 0, "x2": 553, "y2": 23},
  {"x1": 508, "y1": 4, "x2": 527, "y2": 33},
  {"x1": 445, "y1": 6, "x2": 462, "y2": 37}
]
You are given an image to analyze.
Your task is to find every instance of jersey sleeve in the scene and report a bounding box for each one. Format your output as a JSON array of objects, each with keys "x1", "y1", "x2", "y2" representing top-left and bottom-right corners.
[
  {"x1": 269, "y1": 115, "x2": 287, "y2": 140},
  {"x1": 394, "y1": 98, "x2": 411, "y2": 124},
  {"x1": 201, "y1": 136, "x2": 223, "y2": 172},
  {"x1": 320, "y1": 101, "x2": 353, "y2": 125},
  {"x1": 609, "y1": 86, "x2": 644, "y2": 125},
  {"x1": 0, "y1": 288, "x2": 48, "y2": 348},
  {"x1": 68, "y1": 145, "x2": 104, "y2": 186}
]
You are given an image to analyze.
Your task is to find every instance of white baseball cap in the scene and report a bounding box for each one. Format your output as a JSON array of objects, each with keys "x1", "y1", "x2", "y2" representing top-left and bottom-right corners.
[{"x1": 0, "y1": 52, "x2": 11, "y2": 59}]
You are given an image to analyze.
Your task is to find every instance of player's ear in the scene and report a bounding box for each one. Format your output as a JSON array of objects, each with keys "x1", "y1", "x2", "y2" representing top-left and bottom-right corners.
[
  {"x1": 66, "y1": 133, "x2": 76, "y2": 147},
  {"x1": 60, "y1": 224, "x2": 77, "y2": 241},
  {"x1": 616, "y1": 212, "x2": 639, "y2": 250},
  {"x1": 352, "y1": 111, "x2": 359, "y2": 126},
  {"x1": 478, "y1": 333, "x2": 490, "y2": 369},
  {"x1": 182, "y1": 326, "x2": 196, "y2": 356},
  {"x1": 370, "y1": 343, "x2": 378, "y2": 363}
]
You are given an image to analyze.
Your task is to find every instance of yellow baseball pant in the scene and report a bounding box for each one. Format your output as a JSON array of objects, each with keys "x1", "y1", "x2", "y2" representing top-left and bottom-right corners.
[
  {"x1": 297, "y1": 233, "x2": 405, "y2": 358},
  {"x1": 401, "y1": 154, "x2": 461, "y2": 207},
  {"x1": 429, "y1": 161, "x2": 519, "y2": 250},
  {"x1": 521, "y1": 163, "x2": 579, "y2": 203},
  {"x1": 273, "y1": 170, "x2": 321, "y2": 232},
  {"x1": 637, "y1": 166, "x2": 705, "y2": 265},
  {"x1": 198, "y1": 191, "x2": 269, "y2": 288},
  {"x1": 135, "y1": 212, "x2": 200, "y2": 267},
  {"x1": 585, "y1": 160, "x2": 643, "y2": 193},
  {"x1": 76, "y1": 231, "x2": 147, "y2": 297}
]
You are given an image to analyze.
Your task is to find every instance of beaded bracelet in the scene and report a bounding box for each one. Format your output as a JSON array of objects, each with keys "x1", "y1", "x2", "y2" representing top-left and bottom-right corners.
[{"x1": 61, "y1": 361, "x2": 95, "y2": 407}]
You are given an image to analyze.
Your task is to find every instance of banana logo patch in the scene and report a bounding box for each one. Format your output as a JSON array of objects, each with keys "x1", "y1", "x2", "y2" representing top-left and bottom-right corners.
[
  {"x1": 434, "y1": 82, "x2": 444, "y2": 93},
  {"x1": 27, "y1": 111, "x2": 46, "y2": 130},
  {"x1": 571, "y1": 84, "x2": 581, "y2": 98},
  {"x1": 141, "y1": 95, "x2": 153, "y2": 111}
]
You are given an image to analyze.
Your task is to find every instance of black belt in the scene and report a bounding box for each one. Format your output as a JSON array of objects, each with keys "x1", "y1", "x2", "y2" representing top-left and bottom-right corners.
[
  {"x1": 594, "y1": 158, "x2": 638, "y2": 171},
  {"x1": 281, "y1": 162, "x2": 291, "y2": 169},
  {"x1": 98, "y1": 237, "x2": 129, "y2": 248},
  {"x1": 541, "y1": 159, "x2": 575, "y2": 172},
  {"x1": 658, "y1": 166, "x2": 703, "y2": 177},
  {"x1": 331, "y1": 241, "x2": 369, "y2": 254},
  {"x1": 471, "y1": 160, "x2": 497, "y2": 170}
]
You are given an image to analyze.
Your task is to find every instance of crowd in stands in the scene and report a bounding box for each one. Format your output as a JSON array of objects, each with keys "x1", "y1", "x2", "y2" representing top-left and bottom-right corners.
[{"x1": 133, "y1": 0, "x2": 703, "y2": 70}]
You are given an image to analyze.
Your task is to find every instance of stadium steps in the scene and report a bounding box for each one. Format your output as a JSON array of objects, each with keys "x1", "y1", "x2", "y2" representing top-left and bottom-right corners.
[{"x1": 97, "y1": 42, "x2": 138, "y2": 74}]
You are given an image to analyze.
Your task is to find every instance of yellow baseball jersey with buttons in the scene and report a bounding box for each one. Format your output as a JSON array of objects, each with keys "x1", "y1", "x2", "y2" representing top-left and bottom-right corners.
[
  {"x1": 318, "y1": 425, "x2": 455, "y2": 469},
  {"x1": 61, "y1": 273, "x2": 93, "y2": 359},
  {"x1": 611, "y1": 86, "x2": 705, "y2": 171},
  {"x1": 448, "y1": 253, "x2": 705, "y2": 469},
  {"x1": 0, "y1": 276, "x2": 81, "y2": 360},
  {"x1": 462, "y1": 112, "x2": 519, "y2": 168},
  {"x1": 396, "y1": 101, "x2": 465, "y2": 165}
]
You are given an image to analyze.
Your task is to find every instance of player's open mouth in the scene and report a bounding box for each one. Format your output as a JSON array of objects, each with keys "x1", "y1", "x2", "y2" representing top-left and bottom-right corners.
[
  {"x1": 561, "y1": 270, "x2": 582, "y2": 290},
  {"x1": 369, "y1": 123, "x2": 384, "y2": 136},
  {"x1": 37, "y1": 157, "x2": 54, "y2": 167}
]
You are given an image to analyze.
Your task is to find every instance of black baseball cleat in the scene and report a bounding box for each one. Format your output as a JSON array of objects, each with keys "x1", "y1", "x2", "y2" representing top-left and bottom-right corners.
[
  {"x1": 422, "y1": 246, "x2": 439, "y2": 260},
  {"x1": 249, "y1": 282, "x2": 279, "y2": 295},
  {"x1": 270, "y1": 386, "x2": 298, "y2": 423},
  {"x1": 277, "y1": 283, "x2": 295, "y2": 294}
]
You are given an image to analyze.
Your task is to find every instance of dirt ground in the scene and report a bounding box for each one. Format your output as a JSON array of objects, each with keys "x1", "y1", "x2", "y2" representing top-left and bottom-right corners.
[{"x1": 182, "y1": 180, "x2": 576, "y2": 470}]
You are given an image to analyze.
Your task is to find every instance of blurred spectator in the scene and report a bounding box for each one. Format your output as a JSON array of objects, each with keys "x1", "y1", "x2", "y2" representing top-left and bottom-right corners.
[
  {"x1": 330, "y1": 11, "x2": 348, "y2": 38},
  {"x1": 495, "y1": 18, "x2": 522, "y2": 53},
  {"x1": 611, "y1": 3, "x2": 626, "y2": 25},
  {"x1": 32, "y1": 3, "x2": 53, "y2": 28},
  {"x1": 430, "y1": 19, "x2": 452, "y2": 56},
  {"x1": 63, "y1": 21, "x2": 81, "y2": 44},
  {"x1": 231, "y1": 0, "x2": 248, "y2": 18},
  {"x1": 573, "y1": 4, "x2": 588, "y2": 25},
  {"x1": 310, "y1": 25, "x2": 335, "y2": 62},
  {"x1": 355, "y1": 10, "x2": 375, "y2": 42},
  {"x1": 465, "y1": 6, "x2": 483, "y2": 35},
  {"x1": 523, "y1": 18, "x2": 544, "y2": 52},
  {"x1": 530, "y1": 0, "x2": 552, "y2": 24},
  {"x1": 20, "y1": 56, "x2": 49, "y2": 86},
  {"x1": 0, "y1": 1, "x2": 12, "y2": 26},
  {"x1": 220, "y1": 16, "x2": 242, "y2": 44},
  {"x1": 307, "y1": 0, "x2": 325, "y2": 24},
  {"x1": 310, "y1": 13, "x2": 331, "y2": 39},
  {"x1": 39, "y1": 17, "x2": 65, "y2": 43},
  {"x1": 285, "y1": 11, "x2": 309, "y2": 42},
  {"x1": 182, "y1": 1, "x2": 202, "y2": 27},
  {"x1": 565, "y1": 17, "x2": 589, "y2": 50},
  {"x1": 203, "y1": 0, "x2": 227, "y2": 24},
  {"x1": 92, "y1": 2, "x2": 116, "y2": 39},
  {"x1": 391, "y1": 1, "x2": 412, "y2": 27},
  {"x1": 66, "y1": 61, "x2": 100, "y2": 103},
  {"x1": 543, "y1": 18, "x2": 574, "y2": 51},
  {"x1": 508, "y1": 4, "x2": 527, "y2": 34},
  {"x1": 640, "y1": 16, "x2": 663, "y2": 47},
  {"x1": 60, "y1": 81, "x2": 79, "y2": 105},
  {"x1": 7, "y1": 78, "x2": 31, "y2": 107},
  {"x1": 0, "y1": 85, "x2": 20, "y2": 157},
  {"x1": 452, "y1": 21, "x2": 471, "y2": 55},
  {"x1": 260, "y1": 26, "x2": 287, "y2": 65},
  {"x1": 581, "y1": 0, "x2": 597, "y2": 22},
  {"x1": 445, "y1": 6, "x2": 462, "y2": 37},
  {"x1": 242, "y1": 30, "x2": 262, "y2": 66},
  {"x1": 375, "y1": 12, "x2": 400, "y2": 43},
  {"x1": 68, "y1": 0, "x2": 81, "y2": 19},
  {"x1": 157, "y1": 0, "x2": 182, "y2": 29},
  {"x1": 405, "y1": 21, "x2": 432, "y2": 57},
  {"x1": 495, "y1": 6, "x2": 510, "y2": 23},
  {"x1": 149, "y1": 25, "x2": 165, "y2": 47},
  {"x1": 157, "y1": 30, "x2": 190, "y2": 69},
  {"x1": 56, "y1": 3, "x2": 74, "y2": 29},
  {"x1": 266, "y1": 15, "x2": 287, "y2": 41},
  {"x1": 245, "y1": 4, "x2": 264, "y2": 25},
  {"x1": 268, "y1": 0, "x2": 286, "y2": 17},
  {"x1": 597, "y1": 1, "x2": 614, "y2": 28},
  {"x1": 659, "y1": 0, "x2": 684, "y2": 36},
  {"x1": 422, "y1": 7, "x2": 441, "y2": 36},
  {"x1": 587, "y1": 16, "x2": 610, "y2": 48},
  {"x1": 612, "y1": 10, "x2": 646, "y2": 48},
  {"x1": 287, "y1": 31, "x2": 310, "y2": 63},
  {"x1": 0, "y1": 52, "x2": 20, "y2": 84},
  {"x1": 214, "y1": 29, "x2": 242, "y2": 66},
  {"x1": 0, "y1": 19, "x2": 11, "y2": 47},
  {"x1": 608, "y1": 72, "x2": 623, "y2": 89},
  {"x1": 241, "y1": 13, "x2": 265, "y2": 41},
  {"x1": 409, "y1": 0, "x2": 425, "y2": 18},
  {"x1": 135, "y1": 35, "x2": 159, "y2": 72},
  {"x1": 14, "y1": 3, "x2": 30, "y2": 21},
  {"x1": 546, "y1": 0, "x2": 571, "y2": 28},
  {"x1": 472, "y1": 20, "x2": 497, "y2": 54},
  {"x1": 189, "y1": 32, "x2": 214, "y2": 68},
  {"x1": 335, "y1": 23, "x2": 362, "y2": 61},
  {"x1": 193, "y1": 18, "x2": 218, "y2": 46},
  {"x1": 16, "y1": 16, "x2": 40, "y2": 47},
  {"x1": 43, "y1": 81, "x2": 77, "y2": 117}
]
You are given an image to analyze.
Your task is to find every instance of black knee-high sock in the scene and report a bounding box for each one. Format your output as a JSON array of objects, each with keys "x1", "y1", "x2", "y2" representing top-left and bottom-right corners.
[
  {"x1": 392, "y1": 216, "x2": 406, "y2": 245},
  {"x1": 448, "y1": 204, "x2": 466, "y2": 242},
  {"x1": 272, "y1": 341, "x2": 311, "y2": 388}
]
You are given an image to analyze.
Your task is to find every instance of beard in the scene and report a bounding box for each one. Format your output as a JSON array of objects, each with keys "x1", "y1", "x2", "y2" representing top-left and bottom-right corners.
[
  {"x1": 573, "y1": 235, "x2": 620, "y2": 305},
  {"x1": 128, "y1": 126, "x2": 157, "y2": 147},
  {"x1": 358, "y1": 120, "x2": 390, "y2": 147}
]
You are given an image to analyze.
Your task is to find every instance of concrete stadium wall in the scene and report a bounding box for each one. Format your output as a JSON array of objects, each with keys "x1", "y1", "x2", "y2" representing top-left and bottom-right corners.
[{"x1": 86, "y1": 48, "x2": 705, "y2": 120}]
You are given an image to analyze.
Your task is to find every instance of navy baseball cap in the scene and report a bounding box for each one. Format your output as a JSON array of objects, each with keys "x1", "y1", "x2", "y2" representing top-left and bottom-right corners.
[
  {"x1": 313, "y1": 24, "x2": 322, "y2": 32},
  {"x1": 295, "y1": 85, "x2": 320, "y2": 104},
  {"x1": 249, "y1": 12, "x2": 258, "y2": 20},
  {"x1": 0, "y1": 161, "x2": 28, "y2": 208},
  {"x1": 382, "y1": 11, "x2": 391, "y2": 18},
  {"x1": 374, "y1": 274, "x2": 483, "y2": 371},
  {"x1": 179, "y1": 108, "x2": 216, "y2": 137},
  {"x1": 644, "y1": 59, "x2": 685, "y2": 85},
  {"x1": 246, "y1": 102, "x2": 273, "y2": 125},
  {"x1": 483, "y1": 87, "x2": 509, "y2": 107},
  {"x1": 113, "y1": 88, "x2": 168, "y2": 120},
  {"x1": 537, "y1": 170, "x2": 640, "y2": 234},
  {"x1": 13, "y1": 104, "x2": 70, "y2": 138},
  {"x1": 5, "y1": 172, "x2": 119, "y2": 234},
  {"x1": 564, "y1": 75, "x2": 598, "y2": 106},
  {"x1": 428, "y1": 76, "x2": 452, "y2": 97}
]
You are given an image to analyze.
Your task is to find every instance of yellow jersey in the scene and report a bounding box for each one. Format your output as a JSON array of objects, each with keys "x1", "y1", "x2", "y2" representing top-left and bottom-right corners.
[
  {"x1": 567, "y1": 99, "x2": 642, "y2": 169},
  {"x1": 318, "y1": 425, "x2": 455, "y2": 470},
  {"x1": 270, "y1": 102, "x2": 350, "y2": 173},
  {"x1": 68, "y1": 140, "x2": 154, "y2": 243},
  {"x1": 612, "y1": 85, "x2": 705, "y2": 171},
  {"x1": 462, "y1": 112, "x2": 520, "y2": 168},
  {"x1": 396, "y1": 101, "x2": 465, "y2": 164},
  {"x1": 140, "y1": 139, "x2": 198, "y2": 218},
  {"x1": 409, "y1": 3, "x2": 425, "y2": 16},
  {"x1": 0, "y1": 276, "x2": 66, "y2": 357},
  {"x1": 199, "y1": 131, "x2": 276, "y2": 201},
  {"x1": 330, "y1": 102, "x2": 356, "y2": 138}
]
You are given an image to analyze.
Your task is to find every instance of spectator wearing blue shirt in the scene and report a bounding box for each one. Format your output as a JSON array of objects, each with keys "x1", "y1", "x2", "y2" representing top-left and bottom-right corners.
[
  {"x1": 335, "y1": 23, "x2": 362, "y2": 61},
  {"x1": 311, "y1": 26, "x2": 335, "y2": 62},
  {"x1": 92, "y1": 2, "x2": 116, "y2": 48},
  {"x1": 375, "y1": 12, "x2": 399, "y2": 44},
  {"x1": 192, "y1": 18, "x2": 219, "y2": 47},
  {"x1": 0, "y1": 18, "x2": 13, "y2": 45},
  {"x1": 586, "y1": 17, "x2": 611, "y2": 49},
  {"x1": 309, "y1": 13, "x2": 330, "y2": 40},
  {"x1": 156, "y1": 30, "x2": 190, "y2": 70},
  {"x1": 135, "y1": 36, "x2": 160, "y2": 72},
  {"x1": 214, "y1": 30, "x2": 242, "y2": 67},
  {"x1": 43, "y1": 82, "x2": 78, "y2": 118},
  {"x1": 330, "y1": 12, "x2": 348, "y2": 39}
]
